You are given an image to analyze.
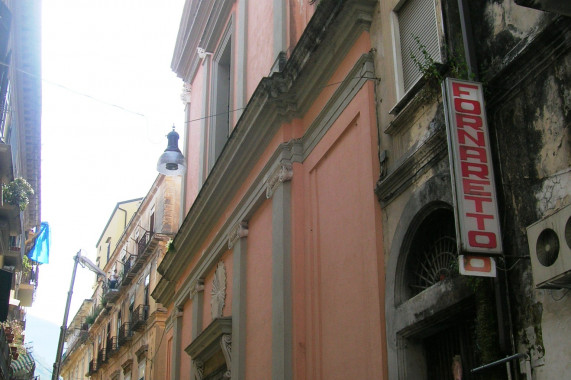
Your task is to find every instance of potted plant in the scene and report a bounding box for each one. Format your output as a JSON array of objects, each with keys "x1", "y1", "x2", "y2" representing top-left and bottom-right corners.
[{"x1": 2, "y1": 178, "x2": 34, "y2": 211}]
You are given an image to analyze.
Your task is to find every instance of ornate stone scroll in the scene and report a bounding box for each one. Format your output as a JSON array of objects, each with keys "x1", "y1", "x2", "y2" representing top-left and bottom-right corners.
[
  {"x1": 228, "y1": 221, "x2": 249, "y2": 249},
  {"x1": 221, "y1": 334, "x2": 232, "y2": 379},
  {"x1": 266, "y1": 163, "x2": 293, "y2": 199}
]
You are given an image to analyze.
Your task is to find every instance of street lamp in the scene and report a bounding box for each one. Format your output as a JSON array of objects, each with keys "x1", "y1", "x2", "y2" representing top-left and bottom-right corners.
[
  {"x1": 52, "y1": 250, "x2": 106, "y2": 380},
  {"x1": 157, "y1": 126, "x2": 186, "y2": 176}
]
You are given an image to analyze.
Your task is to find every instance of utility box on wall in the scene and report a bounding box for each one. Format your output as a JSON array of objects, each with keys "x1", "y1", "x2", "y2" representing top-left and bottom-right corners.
[{"x1": 527, "y1": 204, "x2": 571, "y2": 289}]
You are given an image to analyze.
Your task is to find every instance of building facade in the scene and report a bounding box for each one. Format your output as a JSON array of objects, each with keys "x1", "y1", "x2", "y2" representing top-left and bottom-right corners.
[
  {"x1": 64, "y1": 0, "x2": 569, "y2": 379},
  {"x1": 0, "y1": 0, "x2": 42, "y2": 378},
  {"x1": 60, "y1": 174, "x2": 181, "y2": 380},
  {"x1": 154, "y1": 0, "x2": 386, "y2": 379},
  {"x1": 372, "y1": 0, "x2": 570, "y2": 379}
]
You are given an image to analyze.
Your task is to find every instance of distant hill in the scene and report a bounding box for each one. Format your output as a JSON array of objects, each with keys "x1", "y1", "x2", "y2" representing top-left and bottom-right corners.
[{"x1": 25, "y1": 314, "x2": 60, "y2": 379}]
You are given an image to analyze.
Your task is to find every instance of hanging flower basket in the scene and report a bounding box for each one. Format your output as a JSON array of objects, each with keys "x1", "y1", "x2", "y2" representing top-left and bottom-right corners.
[
  {"x1": 2, "y1": 178, "x2": 34, "y2": 211},
  {"x1": 5, "y1": 333, "x2": 13, "y2": 343},
  {"x1": 10, "y1": 346, "x2": 17, "y2": 354}
]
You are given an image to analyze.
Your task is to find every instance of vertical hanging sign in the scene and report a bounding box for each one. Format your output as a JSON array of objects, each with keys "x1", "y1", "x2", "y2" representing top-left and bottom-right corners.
[{"x1": 443, "y1": 78, "x2": 503, "y2": 262}]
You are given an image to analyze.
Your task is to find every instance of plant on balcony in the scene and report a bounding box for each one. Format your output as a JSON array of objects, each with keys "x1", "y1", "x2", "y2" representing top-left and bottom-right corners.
[
  {"x1": 22, "y1": 255, "x2": 32, "y2": 276},
  {"x1": 2, "y1": 178, "x2": 34, "y2": 211}
]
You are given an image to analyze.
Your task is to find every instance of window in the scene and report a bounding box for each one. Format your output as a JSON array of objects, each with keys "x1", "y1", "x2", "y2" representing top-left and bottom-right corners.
[
  {"x1": 138, "y1": 361, "x2": 145, "y2": 380},
  {"x1": 208, "y1": 28, "x2": 233, "y2": 172},
  {"x1": 392, "y1": 0, "x2": 442, "y2": 98}
]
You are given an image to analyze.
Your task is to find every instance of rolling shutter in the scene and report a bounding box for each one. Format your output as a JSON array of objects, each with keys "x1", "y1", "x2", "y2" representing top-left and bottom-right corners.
[{"x1": 398, "y1": 0, "x2": 441, "y2": 92}]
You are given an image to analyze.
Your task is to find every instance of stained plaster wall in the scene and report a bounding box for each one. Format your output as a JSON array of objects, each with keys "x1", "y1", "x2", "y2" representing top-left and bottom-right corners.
[
  {"x1": 467, "y1": 1, "x2": 570, "y2": 378},
  {"x1": 372, "y1": 0, "x2": 570, "y2": 378}
]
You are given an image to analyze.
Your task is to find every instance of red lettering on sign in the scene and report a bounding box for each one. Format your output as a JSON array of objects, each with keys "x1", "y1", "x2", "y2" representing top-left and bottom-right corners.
[
  {"x1": 452, "y1": 82, "x2": 479, "y2": 97},
  {"x1": 454, "y1": 98, "x2": 481, "y2": 115},
  {"x1": 466, "y1": 213, "x2": 494, "y2": 230},
  {"x1": 468, "y1": 231, "x2": 497, "y2": 248},
  {"x1": 457, "y1": 129, "x2": 485, "y2": 147},
  {"x1": 463, "y1": 256, "x2": 492, "y2": 272},
  {"x1": 460, "y1": 146, "x2": 487, "y2": 163},
  {"x1": 456, "y1": 114, "x2": 482, "y2": 131},
  {"x1": 462, "y1": 179, "x2": 492, "y2": 197},
  {"x1": 464, "y1": 196, "x2": 492, "y2": 213},
  {"x1": 461, "y1": 162, "x2": 489, "y2": 180}
]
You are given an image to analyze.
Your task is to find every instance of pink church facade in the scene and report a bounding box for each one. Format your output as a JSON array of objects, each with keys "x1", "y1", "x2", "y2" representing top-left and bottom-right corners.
[{"x1": 152, "y1": 0, "x2": 387, "y2": 379}]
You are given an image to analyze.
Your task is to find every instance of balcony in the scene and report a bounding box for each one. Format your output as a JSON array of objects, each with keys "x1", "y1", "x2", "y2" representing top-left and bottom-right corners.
[
  {"x1": 103, "y1": 279, "x2": 121, "y2": 304},
  {"x1": 118, "y1": 322, "x2": 133, "y2": 346},
  {"x1": 131, "y1": 304, "x2": 149, "y2": 332},
  {"x1": 97, "y1": 348, "x2": 107, "y2": 367},
  {"x1": 86, "y1": 359, "x2": 97, "y2": 376},
  {"x1": 120, "y1": 230, "x2": 170, "y2": 288},
  {"x1": 106, "y1": 336, "x2": 119, "y2": 358}
]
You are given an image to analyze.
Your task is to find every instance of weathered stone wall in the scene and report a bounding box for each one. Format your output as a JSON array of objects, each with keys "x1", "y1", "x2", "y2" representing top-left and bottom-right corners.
[{"x1": 469, "y1": 1, "x2": 570, "y2": 377}]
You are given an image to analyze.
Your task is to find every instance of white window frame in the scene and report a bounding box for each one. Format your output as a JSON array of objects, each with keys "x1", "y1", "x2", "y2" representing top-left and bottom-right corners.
[{"x1": 391, "y1": 0, "x2": 445, "y2": 101}]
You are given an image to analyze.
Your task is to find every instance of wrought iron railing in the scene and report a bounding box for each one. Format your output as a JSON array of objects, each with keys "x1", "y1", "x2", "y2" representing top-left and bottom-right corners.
[
  {"x1": 137, "y1": 231, "x2": 153, "y2": 256},
  {"x1": 131, "y1": 304, "x2": 149, "y2": 331},
  {"x1": 87, "y1": 359, "x2": 97, "y2": 376},
  {"x1": 106, "y1": 336, "x2": 118, "y2": 357},
  {"x1": 118, "y1": 322, "x2": 133, "y2": 346}
]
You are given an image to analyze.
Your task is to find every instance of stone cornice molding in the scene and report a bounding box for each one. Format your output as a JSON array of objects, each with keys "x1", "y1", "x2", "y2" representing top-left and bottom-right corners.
[
  {"x1": 227, "y1": 221, "x2": 249, "y2": 249},
  {"x1": 266, "y1": 164, "x2": 293, "y2": 199},
  {"x1": 172, "y1": 0, "x2": 235, "y2": 82},
  {"x1": 375, "y1": 122, "x2": 448, "y2": 207}
]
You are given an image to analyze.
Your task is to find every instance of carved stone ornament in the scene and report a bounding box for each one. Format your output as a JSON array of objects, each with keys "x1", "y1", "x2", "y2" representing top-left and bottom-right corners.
[
  {"x1": 193, "y1": 359, "x2": 204, "y2": 380},
  {"x1": 221, "y1": 334, "x2": 232, "y2": 379},
  {"x1": 181, "y1": 82, "x2": 192, "y2": 104},
  {"x1": 266, "y1": 163, "x2": 293, "y2": 198},
  {"x1": 228, "y1": 221, "x2": 249, "y2": 249},
  {"x1": 190, "y1": 280, "x2": 205, "y2": 300},
  {"x1": 210, "y1": 262, "x2": 226, "y2": 319}
]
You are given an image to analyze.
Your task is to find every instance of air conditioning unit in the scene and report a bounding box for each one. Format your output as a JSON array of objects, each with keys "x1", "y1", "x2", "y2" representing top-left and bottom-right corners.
[{"x1": 526, "y1": 204, "x2": 571, "y2": 289}]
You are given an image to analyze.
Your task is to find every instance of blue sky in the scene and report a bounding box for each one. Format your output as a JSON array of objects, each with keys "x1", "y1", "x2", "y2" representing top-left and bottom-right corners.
[{"x1": 26, "y1": 0, "x2": 185, "y2": 371}]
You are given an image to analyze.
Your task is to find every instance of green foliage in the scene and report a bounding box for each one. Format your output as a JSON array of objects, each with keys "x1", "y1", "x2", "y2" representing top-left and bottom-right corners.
[
  {"x1": 2, "y1": 178, "x2": 34, "y2": 211},
  {"x1": 22, "y1": 255, "x2": 33, "y2": 275},
  {"x1": 410, "y1": 36, "x2": 474, "y2": 87},
  {"x1": 166, "y1": 239, "x2": 174, "y2": 253}
]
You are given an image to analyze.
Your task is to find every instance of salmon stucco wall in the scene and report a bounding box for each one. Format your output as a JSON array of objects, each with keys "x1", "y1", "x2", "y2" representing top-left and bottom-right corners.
[
  {"x1": 245, "y1": 199, "x2": 273, "y2": 379},
  {"x1": 302, "y1": 84, "x2": 384, "y2": 379}
]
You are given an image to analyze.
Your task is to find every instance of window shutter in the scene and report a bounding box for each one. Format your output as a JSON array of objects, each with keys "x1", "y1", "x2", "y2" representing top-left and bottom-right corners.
[{"x1": 398, "y1": 0, "x2": 441, "y2": 92}]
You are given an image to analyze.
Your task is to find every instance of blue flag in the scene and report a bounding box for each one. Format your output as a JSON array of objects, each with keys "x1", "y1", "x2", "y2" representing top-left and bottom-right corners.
[{"x1": 27, "y1": 222, "x2": 50, "y2": 264}]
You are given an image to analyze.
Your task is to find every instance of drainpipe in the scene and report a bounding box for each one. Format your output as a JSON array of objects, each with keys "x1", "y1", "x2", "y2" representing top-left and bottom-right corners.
[
  {"x1": 455, "y1": 2, "x2": 520, "y2": 378},
  {"x1": 118, "y1": 207, "x2": 128, "y2": 230},
  {"x1": 457, "y1": 0, "x2": 478, "y2": 80}
]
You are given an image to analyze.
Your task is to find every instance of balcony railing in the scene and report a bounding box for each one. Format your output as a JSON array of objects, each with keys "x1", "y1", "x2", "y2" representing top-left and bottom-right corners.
[
  {"x1": 131, "y1": 304, "x2": 149, "y2": 332},
  {"x1": 106, "y1": 336, "x2": 119, "y2": 358},
  {"x1": 121, "y1": 230, "x2": 156, "y2": 287},
  {"x1": 118, "y1": 322, "x2": 133, "y2": 346},
  {"x1": 97, "y1": 348, "x2": 107, "y2": 367},
  {"x1": 86, "y1": 359, "x2": 97, "y2": 376}
]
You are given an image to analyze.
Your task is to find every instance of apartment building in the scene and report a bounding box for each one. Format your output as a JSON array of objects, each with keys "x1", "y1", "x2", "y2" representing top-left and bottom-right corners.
[{"x1": 60, "y1": 174, "x2": 181, "y2": 380}]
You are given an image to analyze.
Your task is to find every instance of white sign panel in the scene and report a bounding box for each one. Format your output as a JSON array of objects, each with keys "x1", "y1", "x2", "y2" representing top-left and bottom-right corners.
[
  {"x1": 459, "y1": 255, "x2": 497, "y2": 277},
  {"x1": 443, "y1": 78, "x2": 503, "y2": 255}
]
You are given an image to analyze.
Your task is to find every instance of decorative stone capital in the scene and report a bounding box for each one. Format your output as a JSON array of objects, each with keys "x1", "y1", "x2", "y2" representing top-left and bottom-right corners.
[
  {"x1": 228, "y1": 221, "x2": 249, "y2": 249},
  {"x1": 190, "y1": 280, "x2": 205, "y2": 300},
  {"x1": 266, "y1": 163, "x2": 293, "y2": 198},
  {"x1": 181, "y1": 82, "x2": 192, "y2": 104}
]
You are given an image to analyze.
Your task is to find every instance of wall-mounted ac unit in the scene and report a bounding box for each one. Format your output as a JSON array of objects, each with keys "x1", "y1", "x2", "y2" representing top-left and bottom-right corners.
[{"x1": 526, "y1": 204, "x2": 571, "y2": 289}]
